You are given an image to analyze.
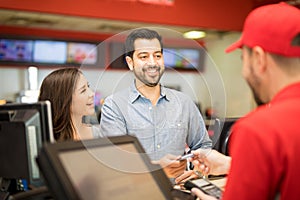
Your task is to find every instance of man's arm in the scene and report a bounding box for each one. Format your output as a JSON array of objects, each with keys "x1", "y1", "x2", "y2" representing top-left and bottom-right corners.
[
  {"x1": 99, "y1": 96, "x2": 127, "y2": 137},
  {"x1": 187, "y1": 100, "x2": 212, "y2": 150}
]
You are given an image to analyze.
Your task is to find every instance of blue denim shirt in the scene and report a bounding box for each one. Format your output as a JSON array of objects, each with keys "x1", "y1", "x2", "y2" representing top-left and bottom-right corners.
[{"x1": 100, "y1": 81, "x2": 212, "y2": 160}]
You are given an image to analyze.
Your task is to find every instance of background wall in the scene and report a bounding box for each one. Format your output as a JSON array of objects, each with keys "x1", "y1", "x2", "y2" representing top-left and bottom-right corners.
[{"x1": 0, "y1": 31, "x2": 255, "y2": 118}]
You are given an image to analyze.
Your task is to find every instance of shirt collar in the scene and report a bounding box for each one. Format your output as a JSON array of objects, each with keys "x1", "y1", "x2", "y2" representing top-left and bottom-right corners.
[
  {"x1": 270, "y1": 82, "x2": 300, "y2": 104},
  {"x1": 160, "y1": 84, "x2": 170, "y2": 101},
  {"x1": 129, "y1": 80, "x2": 170, "y2": 103}
]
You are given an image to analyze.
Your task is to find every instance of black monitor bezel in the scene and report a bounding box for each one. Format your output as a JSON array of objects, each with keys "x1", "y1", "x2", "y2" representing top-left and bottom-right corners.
[
  {"x1": 0, "y1": 101, "x2": 54, "y2": 188},
  {"x1": 36, "y1": 135, "x2": 174, "y2": 200},
  {"x1": 0, "y1": 101, "x2": 54, "y2": 143}
]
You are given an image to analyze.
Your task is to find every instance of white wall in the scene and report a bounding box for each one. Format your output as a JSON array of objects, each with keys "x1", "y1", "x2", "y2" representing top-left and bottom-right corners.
[
  {"x1": 204, "y1": 32, "x2": 255, "y2": 117},
  {"x1": 0, "y1": 68, "x2": 26, "y2": 101},
  {"x1": 0, "y1": 32, "x2": 256, "y2": 117}
]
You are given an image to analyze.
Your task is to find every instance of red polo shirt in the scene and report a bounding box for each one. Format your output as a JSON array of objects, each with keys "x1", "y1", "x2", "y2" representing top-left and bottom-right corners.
[{"x1": 223, "y1": 82, "x2": 300, "y2": 200}]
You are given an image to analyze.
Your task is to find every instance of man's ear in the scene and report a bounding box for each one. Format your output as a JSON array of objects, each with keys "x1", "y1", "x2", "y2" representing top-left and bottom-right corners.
[
  {"x1": 125, "y1": 56, "x2": 133, "y2": 71},
  {"x1": 252, "y1": 46, "x2": 268, "y2": 74}
]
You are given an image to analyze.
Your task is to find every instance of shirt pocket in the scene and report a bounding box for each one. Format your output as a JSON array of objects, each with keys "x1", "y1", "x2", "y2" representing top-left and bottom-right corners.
[{"x1": 157, "y1": 120, "x2": 188, "y2": 154}]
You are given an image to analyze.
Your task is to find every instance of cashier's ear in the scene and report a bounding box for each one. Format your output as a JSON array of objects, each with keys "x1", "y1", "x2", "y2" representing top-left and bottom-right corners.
[
  {"x1": 126, "y1": 56, "x2": 134, "y2": 71},
  {"x1": 252, "y1": 46, "x2": 268, "y2": 74}
]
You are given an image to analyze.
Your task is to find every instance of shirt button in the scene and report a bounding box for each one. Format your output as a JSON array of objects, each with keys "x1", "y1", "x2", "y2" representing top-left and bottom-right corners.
[
  {"x1": 157, "y1": 144, "x2": 161, "y2": 149},
  {"x1": 149, "y1": 107, "x2": 152, "y2": 110},
  {"x1": 178, "y1": 123, "x2": 181, "y2": 127}
]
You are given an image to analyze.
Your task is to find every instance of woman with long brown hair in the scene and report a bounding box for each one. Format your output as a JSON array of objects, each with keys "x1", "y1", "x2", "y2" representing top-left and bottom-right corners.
[{"x1": 39, "y1": 67, "x2": 100, "y2": 141}]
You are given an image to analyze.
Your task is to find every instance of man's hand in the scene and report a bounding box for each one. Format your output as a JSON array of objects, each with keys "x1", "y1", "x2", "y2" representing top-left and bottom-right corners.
[
  {"x1": 174, "y1": 170, "x2": 199, "y2": 184},
  {"x1": 152, "y1": 154, "x2": 187, "y2": 178}
]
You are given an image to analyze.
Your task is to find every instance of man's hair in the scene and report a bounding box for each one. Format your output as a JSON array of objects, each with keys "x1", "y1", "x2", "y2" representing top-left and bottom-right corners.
[
  {"x1": 270, "y1": 33, "x2": 300, "y2": 72},
  {"x1": 291, "y1": 33, "x2": 300, "y2": 47},
  {"x1": 245, "y1": 34, "x2": 300, "y2": 75},
  {"x1": 125, "y1": 28, "x2": 163, "y2": 58}
]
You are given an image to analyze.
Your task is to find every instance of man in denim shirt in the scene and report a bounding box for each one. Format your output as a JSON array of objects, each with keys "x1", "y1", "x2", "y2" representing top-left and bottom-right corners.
[{"x1": 100, "y1": 28, "x2": 212, "y2": 178}]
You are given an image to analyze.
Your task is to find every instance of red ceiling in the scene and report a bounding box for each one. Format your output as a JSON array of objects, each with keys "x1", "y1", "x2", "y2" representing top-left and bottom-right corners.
[{"x1": 0, "y1": 0, "x2": 290, "y2": 32}]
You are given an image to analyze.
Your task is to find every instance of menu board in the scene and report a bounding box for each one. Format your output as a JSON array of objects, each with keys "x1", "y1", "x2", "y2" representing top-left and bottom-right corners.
[
  {"x1": 0, "y1": 37, "x2": 204, "y2": 71},
  {"x1": 0, "y1": 39, "x2": 33, "y2": 62},
  {"x1": 33, "y1": 40, "x2": 67, "y2": 64},
  {"x1": 67, "y1": 42, "x2": 97, "y2": 65},
  {"x1": 164, "y1": 48, "x2": 201, "y2": 69}
]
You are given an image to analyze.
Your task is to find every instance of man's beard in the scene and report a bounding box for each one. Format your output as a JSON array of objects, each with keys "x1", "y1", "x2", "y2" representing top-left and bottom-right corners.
[
  {"x1": 246, "y1": 65, "x2": 266, "y2": 106},
  {"x1": 249, "y1": 85, "x2": 266, "y2": 106},
  {"x1": 134, "y1": 65, "x2": 164, "y2": 87}
]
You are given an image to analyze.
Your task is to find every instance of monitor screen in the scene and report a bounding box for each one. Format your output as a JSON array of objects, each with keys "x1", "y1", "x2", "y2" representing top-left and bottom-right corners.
[
  {"x1": 33, "y1": 40, "x2": 67, "y2": 64},
  {"x1": 163, "y1": 48, "x2": 202, "y2": 70},
  {"x1": 37, "y1": 136, "x2": 175, "y2": 200},
  {"x1": 67, "y1": 42, "x2": 98, "y2": 65},
  {"x1": 60, "y1": 143, "x2": 165, "y2": 199},
  {"x1": 0, "y1": 101, "x2": 54, "y2": 188},
  {"x1": 0, "y1": 39, "x2": 33, "y2": 62}
]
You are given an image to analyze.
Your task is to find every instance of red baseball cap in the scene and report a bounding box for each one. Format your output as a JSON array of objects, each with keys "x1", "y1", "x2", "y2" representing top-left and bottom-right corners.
[{"x1": 225, "y1": 2, "x2": 300, "y2": 57}]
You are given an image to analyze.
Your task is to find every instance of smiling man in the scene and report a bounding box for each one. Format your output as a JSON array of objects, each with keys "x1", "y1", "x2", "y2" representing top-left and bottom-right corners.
[{"x1": 99, "y1": 28, "x2": 212, "y2": 178}]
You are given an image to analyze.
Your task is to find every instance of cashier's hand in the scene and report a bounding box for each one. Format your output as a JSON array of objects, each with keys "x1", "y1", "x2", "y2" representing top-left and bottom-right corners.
[
  {"x1": 190, "y1": 149, "x2": 231, "y2": 176},
  {"x1": 152, "y1": 154, "x2": 186, "y2": 178},
  {"x1": 191, "y1": 188, "x2": 217, "y2": 200}
]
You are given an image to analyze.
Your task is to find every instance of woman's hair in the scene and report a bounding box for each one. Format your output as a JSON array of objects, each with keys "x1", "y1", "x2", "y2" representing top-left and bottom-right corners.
[{"x1": 38, "y1": 67, "x2": 82, "y2": 141}]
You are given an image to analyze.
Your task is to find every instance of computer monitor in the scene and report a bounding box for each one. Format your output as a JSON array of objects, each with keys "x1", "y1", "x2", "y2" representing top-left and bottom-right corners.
[
  {"x1": 0, "y1": 101, "x2": 54, "y2": 189},
  {"x1": 218, "y1": 118, "x2": 239, "y2": 156},
  {"x1": 36, "y1": 136, "x2": 194, "y2": 200},
  {"x1": 206, "y1": 118, "x2": 239, "y2": 155}
]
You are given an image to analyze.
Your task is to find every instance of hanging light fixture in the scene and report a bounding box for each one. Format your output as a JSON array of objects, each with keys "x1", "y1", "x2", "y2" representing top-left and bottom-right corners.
[{"x1": 183, "y1": 30, "x2": 206, "y2": 39}]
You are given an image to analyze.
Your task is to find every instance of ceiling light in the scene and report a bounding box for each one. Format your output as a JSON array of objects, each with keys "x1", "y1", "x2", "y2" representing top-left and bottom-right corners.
[{"x1": 183, "y1": 31, "x2": 206, "y2": 39}]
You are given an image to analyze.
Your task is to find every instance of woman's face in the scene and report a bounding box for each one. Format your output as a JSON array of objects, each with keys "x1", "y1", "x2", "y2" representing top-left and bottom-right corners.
[{"x1": 71, "y1": 73, "x2": 95, "y2": 118}]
